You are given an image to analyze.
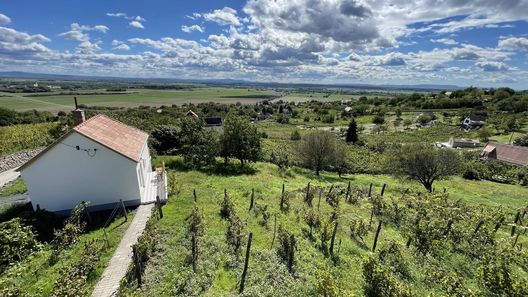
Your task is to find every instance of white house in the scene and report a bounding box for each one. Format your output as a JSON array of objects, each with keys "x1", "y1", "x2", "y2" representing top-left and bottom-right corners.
[
  {"x1": 462, "y1": 114, "x2": 486, "y2": 129},
  {"x1": 18, "y1": 113, "x2": 167, "y2": 214}
]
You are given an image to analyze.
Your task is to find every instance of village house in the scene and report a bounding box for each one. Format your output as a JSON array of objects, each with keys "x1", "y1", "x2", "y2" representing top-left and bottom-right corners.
[
  {"x1": 17, "y1": 109, "x2": 167, "y2": 214},
  {"x1": 204, "y1": 116, "x2": 222, "y2": 127},
  {"x1": 463, "y1": 114, "x2": 486, "y2": 129},
  {"x1": 481, "y1": 142, "x2": 528, "y2": 166},
  {"x1": 439, "y1": 137, "x2": 480, "y2": 148}
]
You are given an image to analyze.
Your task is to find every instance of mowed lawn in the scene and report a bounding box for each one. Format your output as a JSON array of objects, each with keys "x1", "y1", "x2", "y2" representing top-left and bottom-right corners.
[
  {"x1": 0, "y1": 87, "x2": 280, "y2": 112},
  {"x1": 125, "y1": 160, "x2": 528, "y2": 296}
]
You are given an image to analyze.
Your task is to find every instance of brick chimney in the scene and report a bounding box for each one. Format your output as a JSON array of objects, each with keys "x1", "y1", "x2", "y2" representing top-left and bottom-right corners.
[{"x1": 72, "y1": 97, "x2": 85, "y2": 126}]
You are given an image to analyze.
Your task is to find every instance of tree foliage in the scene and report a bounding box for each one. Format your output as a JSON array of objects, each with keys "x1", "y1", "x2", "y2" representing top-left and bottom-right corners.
[
  {"x1": 221, "y1": 115, "x2": 261, "y2": 167},
  {"x1": 345, "y1": 118, "x2": 358, "y2": 144},
  {"x1": 388, "y1": 145, "x2": 461, "y2": 192},
  {"x1": 296, "y1": 130, "x2": 338, "y2": 175}
]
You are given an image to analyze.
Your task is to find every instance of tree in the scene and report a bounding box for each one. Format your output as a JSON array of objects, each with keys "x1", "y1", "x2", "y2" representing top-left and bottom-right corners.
[
  {"x1": 395, "y1": 108, "x2": 402, "y2": 119},
  {"x1": 345, "y1": 118, "x2": 358, "y2": 144},
  {"x1": 178, "y1": 117, "x2": 218, "y2": 167},
  {"x1": 0, "y1": 107, "x2": 19, "y2": 126},
  {"x1": 387, "y1": 145, "x2": 461, "y2": 192},
  {"x1": 297, "y1": 130, "x2": 337, "y2": 175},
  {"x1": 478, "y1": 127, "x2": 493, "y2": 142},
  {"x1": 403, "y1": 119, "x2": 412, "y2": 129},
  {"x1": 372, "y1": 114, "x2": 385, "y2": 125},
  {"x1": 221, "y1": 115, "x2": 261, "y2": 167},
  {"x1": 150, "y1": 125, "x2": 180, "y2": 154},
  {"x1": 332, "y1": 141, "x2": 350, "y2": 177}
]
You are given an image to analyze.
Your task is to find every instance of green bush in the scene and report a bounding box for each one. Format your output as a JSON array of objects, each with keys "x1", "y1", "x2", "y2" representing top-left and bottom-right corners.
[{"x1": 0, "y1": 218, "x2": 40, "y2": 272}]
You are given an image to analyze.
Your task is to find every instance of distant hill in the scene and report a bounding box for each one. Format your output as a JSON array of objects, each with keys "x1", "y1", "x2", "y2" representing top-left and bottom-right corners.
[{"x1": 0, "y1": 71, "x2": 464, "y2": 91}]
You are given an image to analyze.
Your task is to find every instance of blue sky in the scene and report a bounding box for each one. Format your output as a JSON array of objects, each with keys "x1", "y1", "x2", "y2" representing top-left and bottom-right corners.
[{"x1": 1, "y1": 0, "x2": 528, "y2": 88}]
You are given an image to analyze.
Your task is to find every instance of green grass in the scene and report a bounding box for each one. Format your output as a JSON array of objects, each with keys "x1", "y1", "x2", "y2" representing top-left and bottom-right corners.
[
  {"x1": 0, "y1": 212, "x2": 134, "y2": 296},
  {"x1": 125, "y1": 160, "x2": 528, "y2": 296},
  {"x1": 0, "y1": 88, "x2": 280, "y2": 112},
  {"x1": 0, "y1": 178, "x2": 26, "y2": 196}
]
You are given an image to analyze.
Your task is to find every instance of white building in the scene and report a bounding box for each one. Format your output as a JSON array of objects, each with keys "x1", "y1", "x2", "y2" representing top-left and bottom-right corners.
[
  {"x1": 18, "y1": 113, "x2": 167, "y2": 214},
  {"x1": 462, "y1": 114, "x2": 486, "y2": 129}
]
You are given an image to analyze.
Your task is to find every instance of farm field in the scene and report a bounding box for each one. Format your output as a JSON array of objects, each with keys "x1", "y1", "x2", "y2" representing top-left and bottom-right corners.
[
  {"x1": 0, "y1": 87, "x2": 281, "y2": 112},
  {"x1": 121, "y1": 160, "x2": 528, "y2": 296}
]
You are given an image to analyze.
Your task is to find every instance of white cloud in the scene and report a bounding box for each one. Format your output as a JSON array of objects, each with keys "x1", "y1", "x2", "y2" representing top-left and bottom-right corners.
[
  {"x1": 112, "y1": 40, "x2": 130, "y2": 50},
  {"x1": 106, "y1": 12, "x2": 127, "y2": 18},
  {"x1": 203, "y1": 7, "x2": 241, "y2": 26},
  {"x1": 58, "y1": 23, "x2": 109, "y2": 42},
  {"x1": 114, "y1": 44, "x2": 131, "y2": 51},
  {"x1": 431, "y1": 38, "x2": 458, "y2": 45},
  {"x1": 129, "y1": 21, "x2": 145, "y2": 29},
  {"x1": 498, "y1": 36, "x2": 528, "y2": 51},
  {"x1": 181, "y1": 24, "x2": 204, "y2": 33},
  {"x1": 0, "y1": 13, "x2": 11, "y2": 25},
  {"x1": 475, "y1": 61, "x2": 510, "y2": 72},
  {"x1": 107, "y1": 12, "x2": 146, "y2": 29}
]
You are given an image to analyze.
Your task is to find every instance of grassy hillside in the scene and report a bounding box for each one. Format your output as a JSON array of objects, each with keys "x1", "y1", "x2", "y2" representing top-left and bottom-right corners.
[{"x1": 122, "y1": 160, "x2": 528, "y2": 296}]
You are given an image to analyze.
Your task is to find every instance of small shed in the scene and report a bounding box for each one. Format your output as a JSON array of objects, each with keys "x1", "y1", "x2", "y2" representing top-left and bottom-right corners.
[
  {"x1": 481, "y1": 142, "x2": 528, "y2": 166},
  {"x1": 448, "y1": 137, "x2": 480, "y2": 148},
  {"x1": 18, "y1": 113, "x2": 167, "y2": 214}
]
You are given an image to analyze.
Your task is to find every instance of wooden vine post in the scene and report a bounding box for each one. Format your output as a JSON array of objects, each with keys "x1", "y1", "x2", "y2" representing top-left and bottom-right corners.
[
  {"x1": 280, "y1": 183, "x2": 285, "y2": 210},
  {"x1": 368, "y1": 183, "x2": 373, "y2": 198},
  {"x1": 380, "y1": 184, "x2": 386, "y2": 197},
  {"x1": 239, "y1": 232, "x2": 253, "y2": 293},
  {"x1": 271, "y1": 214, "x2": 277, "y2": 249},
  {"x1": 193, "y1": 189, "x2": 197, "y2": 202},
  {"x1": 156, "y1": 196, "x2": 163, "y2": 219},
  {"x1": 120, "y1": 199, "x2": 128, "y2": 221},
  {"x1": 330, "y1": 221, "x2": 338, "y2": 256},
  {"x1": 191, "y1": 233, "x2": 197, "y2": 273},
  {"x1": 287, "y1": 234, "x2": 296, "y2": 272},
  {"x1": 372, "y1": 220, "x2": 383, "y2": 252},
  {"x1": 249, "y1": 188, "x2": 254, "y2": 211}
]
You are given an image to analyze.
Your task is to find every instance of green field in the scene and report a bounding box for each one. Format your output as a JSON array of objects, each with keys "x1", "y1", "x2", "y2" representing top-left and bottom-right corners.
[
  {"x1": 0, "y1": 88, "x2": 280, "y2": 112},
  {"x1": 121, "y1": 159, "x2": 528, "y2": 296}
]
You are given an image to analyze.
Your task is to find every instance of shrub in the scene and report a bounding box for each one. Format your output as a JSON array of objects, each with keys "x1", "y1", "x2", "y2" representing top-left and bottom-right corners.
[
  {"x1": 315, "y1": 267, "x2": 341, "y2": 297},
  {"x1": 220, "y1": 192, "x2": 235, "y2": 219},
  {"x1": 276, "y1": 227, "x2": 296, "y2": 272},
  {"x1": 290, "y1": 130, "x2": 301, "y2": 141},
  {"x1": 50, "y1": 240, "x2": 102, "y2": 297},
  {"x1": 226, "y1": 211, "x2": 245, "y2": 255},
  {"x1": 362, "y1": 255, "x2": 413, "y2": 297},
  {"x1": 0, "y1": 218, "x2": 40, "y2": 271},
  {"x1": 322, "y1": 114, "x2": 335, "y2": 123}
]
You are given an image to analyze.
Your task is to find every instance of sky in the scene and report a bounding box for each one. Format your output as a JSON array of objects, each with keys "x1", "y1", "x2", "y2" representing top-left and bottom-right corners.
[{"x1": 1, "y1": 0, "x2": 528, "y2": 88}]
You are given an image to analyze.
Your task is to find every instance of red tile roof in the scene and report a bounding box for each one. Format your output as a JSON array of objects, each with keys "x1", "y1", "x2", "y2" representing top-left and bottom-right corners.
[
  {"x1": 482, "y1": 142, "x2": 528, "y2": 166},
  {"x1": 74, "y1": 114, "x2": 148, "y2": 162}
]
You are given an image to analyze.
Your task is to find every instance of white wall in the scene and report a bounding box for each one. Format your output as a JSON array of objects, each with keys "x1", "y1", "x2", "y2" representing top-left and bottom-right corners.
[
  {"x1": 137, "y1": 141, "x2": 153, "y2": 200},
  {"x1": 21, "y1": 132, "x2": 142, "y2": 212}
]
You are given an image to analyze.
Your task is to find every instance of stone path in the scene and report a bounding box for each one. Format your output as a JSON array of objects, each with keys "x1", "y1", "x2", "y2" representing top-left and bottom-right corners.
[{"x1": 91, "y1": 204, "x2": 154, "y2": 297}]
